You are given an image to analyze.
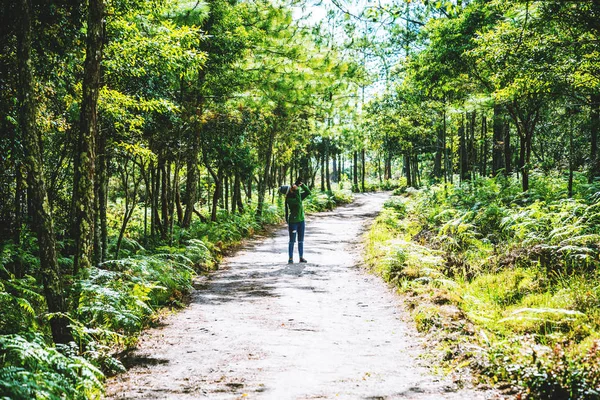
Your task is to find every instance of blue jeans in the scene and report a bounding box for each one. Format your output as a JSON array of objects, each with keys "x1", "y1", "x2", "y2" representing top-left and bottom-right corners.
[{"x1": 288, "y1": 221, "x2": 305, "y2": 259}]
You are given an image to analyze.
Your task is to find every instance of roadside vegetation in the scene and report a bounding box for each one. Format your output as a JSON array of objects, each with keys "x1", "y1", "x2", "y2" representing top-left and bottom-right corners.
[
  {"x1": 3, "y1": 0, "x2": 600, "y2": 398},
  {"x1": 366, "y1": 174, "x2": 600, "y2": 399},
  {"x1": 0, "y1": 186, "x2": 353, "y2": 399}
]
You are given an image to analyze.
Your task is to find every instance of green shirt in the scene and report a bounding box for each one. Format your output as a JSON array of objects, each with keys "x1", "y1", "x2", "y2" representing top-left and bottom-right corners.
[{"x1": 286, "y1": 184, "x2": 311, "y2": 223}]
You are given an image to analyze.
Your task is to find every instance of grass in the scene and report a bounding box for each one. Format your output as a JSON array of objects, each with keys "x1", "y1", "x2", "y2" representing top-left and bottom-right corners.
[{"x1": 365, "y1": 172, "x2": 600, "y2": 399}]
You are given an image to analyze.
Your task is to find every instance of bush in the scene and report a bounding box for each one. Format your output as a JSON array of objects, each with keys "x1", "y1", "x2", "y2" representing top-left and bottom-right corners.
[
  {"x1": 392, "y1": 186, "x2": 408, "y2": 195},
  {"x1": 384, "y1": 197, "x2": 407, "y2": 217},
  {"x1": 332, "y1": 189, "x2": 354, "y2": 204},
  {"x1": 183, "y1": 208, "x2": 264, "y2": 250},
  {"x1": 304, "y1": 192, "x2": 336, "y2": 212},
  {"x1": 0, "y1": 334, "x2": 103, "y2": 400},
  {"x1": 518, "y1": 342, "x2": 600, "y2": 400},
  {"x1": 381, "y1": 178, "x2": 407, "y2": 191},
  {"x1": 0, "y1": 276, "x2": 43, "y2": 336},
  {"x1": 366, "y1": 172, "x2": 600, "y2": 395},
  {"x1": 484, "y1": 340, "x2": 600, "y2": 400},
  {"x1": 182, "y1": 239, "x2": 215, "y2": 270},
  {"x1": 260, "y1": 203, "x2": 284, "y2": 225}
]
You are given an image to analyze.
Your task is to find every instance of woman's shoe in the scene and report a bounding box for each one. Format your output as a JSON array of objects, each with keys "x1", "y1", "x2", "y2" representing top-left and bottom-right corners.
[
  {"x1": 299, "y1": 258, "x2": 308, "y2": 263},
  {"x1": 288, "y1": 258, "x2": 294, "y2": 264}
]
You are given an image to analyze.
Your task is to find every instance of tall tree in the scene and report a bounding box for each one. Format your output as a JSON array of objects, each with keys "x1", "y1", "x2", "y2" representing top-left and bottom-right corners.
[
  {"x1": 72, "y1": 0, "x2": 105, "y2": 274},
  {"x1": 16, "y1": 0, "x2": 71, "y2": 344}
]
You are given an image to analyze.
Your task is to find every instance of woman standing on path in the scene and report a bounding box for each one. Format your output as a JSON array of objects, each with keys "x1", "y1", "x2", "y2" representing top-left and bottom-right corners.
[{"x1": 279, "y1": 179, "x2": 311, "y2": 264}]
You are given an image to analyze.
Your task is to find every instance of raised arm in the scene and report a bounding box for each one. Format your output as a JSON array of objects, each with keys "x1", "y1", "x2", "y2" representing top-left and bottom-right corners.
[{"x1": 300, "y1": 183, "x2": 311, "y2": 200}]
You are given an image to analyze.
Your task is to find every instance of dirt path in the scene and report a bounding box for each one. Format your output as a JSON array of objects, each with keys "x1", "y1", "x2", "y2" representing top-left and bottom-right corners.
[{"x1": 105, "y1": 193, "x2": 495, "y2": 400}]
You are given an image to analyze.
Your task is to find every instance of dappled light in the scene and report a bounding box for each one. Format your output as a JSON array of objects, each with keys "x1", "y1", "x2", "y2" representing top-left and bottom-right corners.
[{"x1": 1, "y1": 0, "x2": 600, "y2": 398}]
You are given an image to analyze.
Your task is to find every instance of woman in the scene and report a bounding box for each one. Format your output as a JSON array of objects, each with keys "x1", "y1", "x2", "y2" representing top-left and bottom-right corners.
[{"x1": 279, "y1": 180, "x2": 311, "y2": 264}]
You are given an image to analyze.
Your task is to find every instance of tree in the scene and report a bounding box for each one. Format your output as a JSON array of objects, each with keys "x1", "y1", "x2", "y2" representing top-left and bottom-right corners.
[
  {"x1": 16, "y1": 0, "x2": 72, "y2": 344},
  {"x1": 72, "y1": 0, "x2": 105, "y2": 274},
  {"x1": 179, "y1": 0, "x2": 245, "y2": 228},
  {"x1": 537, "y1": 1, "x2": 600, "y2": 182},
  {"x1": 468, "y1": 1, "x2": 557, "y2": 191}
]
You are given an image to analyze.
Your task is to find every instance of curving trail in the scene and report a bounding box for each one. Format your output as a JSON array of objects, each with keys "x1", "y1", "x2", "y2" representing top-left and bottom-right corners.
[{"x1": 105, "y1": 192, "x2": 494, "y2": 400}]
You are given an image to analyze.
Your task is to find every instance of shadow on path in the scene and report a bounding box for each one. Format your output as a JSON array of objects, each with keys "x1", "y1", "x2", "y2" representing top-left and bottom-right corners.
[{"x1": 105, "y1": 193, "x2": 498, "y2": 400}]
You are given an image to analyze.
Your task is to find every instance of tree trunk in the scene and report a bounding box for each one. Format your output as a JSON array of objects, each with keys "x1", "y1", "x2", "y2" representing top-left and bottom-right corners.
[
  {"x1": 93, "y1": 126, "x2": 107, "y2": 264},
  {"x1": 361, "y1": 148, "x2": 366, "y2": 192},
  {"x1": 326, "y1": 150, "x2": 332, "y2": 192},
  {"x1": 170, "y1": 162, "x2": 179, "y2": 236},
  {"x1": 459, "y1": 117, "x2": 469, "y2": 182},
  {"x1": 469, "y1": 111, "x2": 476, "y2": 179},
  {"x1": 504, "y1": 121, "x2": 512, "y2": 176},
  {"x1": 150, "y1": 166, "x2": 155, "y2": 236},
  {"x1": 144, "y1": 170, "x2": 148, "y2": 239},
  {"x1": 232, "y1": 173, "x2": 240, "y2": 213},
  {"x1": 210, "y1": 168, "x2": 222, "y2": 222},
  {"x1": 154, "y1": 163, "x2": 164, "y2": 237},
  {"x1": 353, "y1": 151, "x2": 358, "y2": 190},
  {"x1": 256, "y1": 128, "x2": 275, "y2": 218},
  {"x1": 232, "y1": 174, "x2": 238, "y2": 214},
  {"x1": 17, "y1": 0, "x2": 72, "y2": 344},
  {"x1": 115, "y1": 160, "x2": 134, "y2": 258},
  {"x1": 348, "y1": 155, "x2": 351, "y2": 182},
  {"x1": 151, "y1": 165, "x2": 158, "y2": 236},
  {"x1": 270, "y1": 155, "x2": 276, "y2": 204},
  {"x1": 175, "y1": 166, "x2": 183, "y2": 225},
  {"x1": 590, "y1": 93, "x2": 600, "y2": 182},
  {"x1": 405, "y1": 153, "x2": 412, "y2": 187},
  {"x1": 414, "y1": 153, "x2": 421, "y2": 187},
  {"x1": 492, "y1": 104, "x2": 504, "y2": 176},
  {"x1": 481, "y1": 113, "x2": 487, "y2": 177},
  {"x1": 508, "y1": 97, "x2": 542, "y2": 191},
  {"x1": 332, "y1": 153, "x2": 337, "y2": 183},
  {"x1": 319, "y1": 149, "x2": 325, "y2": 192},
  {"x1": 385, "y1": 155, "x2": 392, "y2": 181},
  {"x1": 160, "y1": 157, "x2": 169, "y2": 239},
  {"x1": 96, "y1": 128, "x2": 108, "y2": 263},
  {"x1": 247, "y1": 178, "x2": 252, "y2": 204},
  {"x1": 433, "y1": 124, "x2": 443, "y2": 180},
  {"x1": 518, "y1": 131, "x2": 525, "y2": 183},
  {"x1": 443, "y1": 107, "x2": 448, "y2": 183},
  {"x1": 449, "y1": 126, "x2": 455, "y2": 184},
  {"x1": 206, "y1": 170, "x2": 211, "y2": 215},
  {"x1": 166, "y1": 162, "x2": 172, "y2": 216},
  {"x1": 224, "y1": 174, "x2": 229, "y2": 212},
  {"x1": 523, "y1": 132, "x2": 532, "y2": 192},
  {"x1": 73, "y1": 0, "x2": 104, "y2": 275},
  {"x1": 13, "y1": 120, "x2": 25, "y2": 277},
  {"x1": 182, "y1": 140, "x2": 199, "y2": 228},
  {"x1": 569, "y1": 111, "x2": 574, "y2": 197},
  {"x1": 237, "y1": 176, "x2": 245, "y2": 213}
]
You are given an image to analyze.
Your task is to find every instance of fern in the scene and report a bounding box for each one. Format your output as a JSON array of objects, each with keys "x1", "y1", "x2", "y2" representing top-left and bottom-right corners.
[{"x1": 0, "y1": 334, "x2": 104, "y2": 400}]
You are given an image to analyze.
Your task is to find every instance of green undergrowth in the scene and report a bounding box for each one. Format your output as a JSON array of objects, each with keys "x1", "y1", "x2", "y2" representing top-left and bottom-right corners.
[
  {"x1": 339, "y1": 177, "x2": 407, "y2": 193},
  {"x1": 365, "y1": 172, "x2": 600, "y2": 399},
  {"x1": 304, "y1": 188, "x2": 354, "y2": 212},
  {"x1": 0, "y1": 334, "x2": 103, "y2": 400},
  {"x1": 0, "y1": 188, "x2": 352, "y2": 399}
]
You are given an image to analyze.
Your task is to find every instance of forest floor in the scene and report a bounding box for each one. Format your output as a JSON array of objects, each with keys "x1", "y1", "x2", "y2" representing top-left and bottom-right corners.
[{"x1": 105, "y1": 192, "x2": 501, "y2": 400}]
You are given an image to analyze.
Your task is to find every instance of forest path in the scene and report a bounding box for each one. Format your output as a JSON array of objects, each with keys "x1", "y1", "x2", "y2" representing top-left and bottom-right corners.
[{"x1": 105, "y1": 192, "x2": 493, "y2": 400}]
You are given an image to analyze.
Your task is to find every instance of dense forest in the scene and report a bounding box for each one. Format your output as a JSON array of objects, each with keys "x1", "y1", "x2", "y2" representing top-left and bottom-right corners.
[{"x1": 1, "y1": 0, "x2": 600, "y2": 398}]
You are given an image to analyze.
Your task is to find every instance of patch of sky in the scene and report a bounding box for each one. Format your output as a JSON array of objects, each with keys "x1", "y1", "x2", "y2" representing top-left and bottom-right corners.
[{"x1": 291, "y1": 0, "x2": 400, "y2": 102}]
